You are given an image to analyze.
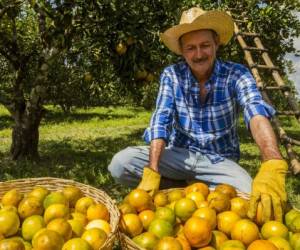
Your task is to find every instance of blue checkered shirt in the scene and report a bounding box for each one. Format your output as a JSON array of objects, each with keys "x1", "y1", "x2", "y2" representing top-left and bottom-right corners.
[{"x1": 143, "y1": 59, "x2": 275, "y2": 163}]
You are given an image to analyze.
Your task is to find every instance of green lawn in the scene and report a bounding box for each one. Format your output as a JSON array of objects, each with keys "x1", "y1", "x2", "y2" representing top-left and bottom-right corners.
[{"x1": 0, "y1": 105, "x2": 299, "y2": 208}]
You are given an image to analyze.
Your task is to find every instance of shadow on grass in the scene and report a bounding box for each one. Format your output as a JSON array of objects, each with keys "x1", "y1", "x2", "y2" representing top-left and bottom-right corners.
[
  {"x1": 0, "y1": 114, "x2": 13, "y2": 130},
  {"x1": 0, "y1": 128, "x2": 145, "y2": 201}
]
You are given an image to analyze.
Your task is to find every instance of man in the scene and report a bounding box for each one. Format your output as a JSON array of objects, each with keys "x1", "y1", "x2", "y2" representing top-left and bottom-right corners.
[{"x1": 108, "y1": 7, "x2": 288, "y2": 223}]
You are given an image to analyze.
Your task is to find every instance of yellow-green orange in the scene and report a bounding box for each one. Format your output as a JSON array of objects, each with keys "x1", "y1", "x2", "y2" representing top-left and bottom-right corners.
[
  {"x1": 18, "y1": 197, "x2": 43, "y2": 219},
  {"x1": 22, "y1": 215, "x2": 45, "y2": 241},
  {"x1": 47, "y1": 218, "x2": 72, "y2": 241},
  {"x1": 43, "y1": 192, "x2": 69, "y2": 209},
  {"x1": 62, "y1": 238, "x2": 92, "y2": 250},
  {"x1": 1, "y1": 189, "x2": 23, "y2": 207},
  {"x1": 0, "y1": 210, "x2": 20, "y2": 237},
  {"x1": 44, "y1": 204, "x2": 69, "y2": 224},
  {"x1": 81, "y1": 228, "x2": 107, "y2": 250},
  {"x1": 62, "y1": 186, "x2": 83, "y2": 208},
  {"x1": 32, "y1": 229, "x2": 64, "y2": 250}
]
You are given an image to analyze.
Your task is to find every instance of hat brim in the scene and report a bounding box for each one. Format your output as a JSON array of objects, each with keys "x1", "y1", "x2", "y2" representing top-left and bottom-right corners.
[{"x1": 160, "y1": 10, "x2": 234, "y2": 55}]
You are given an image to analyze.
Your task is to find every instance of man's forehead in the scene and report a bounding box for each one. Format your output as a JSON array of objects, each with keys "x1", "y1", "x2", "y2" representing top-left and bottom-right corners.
[{"x1": 180, "y1": 29, "x2": 216, "y2": 44}]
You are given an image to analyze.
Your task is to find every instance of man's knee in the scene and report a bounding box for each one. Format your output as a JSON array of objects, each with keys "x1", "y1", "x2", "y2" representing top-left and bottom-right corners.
[{"x1": 108, "y1": 149, "x2": 128, "y2": 179}]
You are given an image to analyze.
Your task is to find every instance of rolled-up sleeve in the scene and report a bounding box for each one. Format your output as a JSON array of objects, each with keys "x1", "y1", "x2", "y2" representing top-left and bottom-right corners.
[
  {"x1": 143, "y1": 69, "x2": 175, "y2": 143},
  {"x1": 234, "y1": 66, "x2": 275, "y2": 129}
]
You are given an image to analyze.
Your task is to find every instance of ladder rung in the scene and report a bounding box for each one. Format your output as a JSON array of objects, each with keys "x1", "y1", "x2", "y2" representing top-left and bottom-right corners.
[
  {"x1": 259, "y1": 86, "x2": 291, "y2": 91},
  {"x1": 243, "y1": 46, "x2": 268, "y2": 52},
  {"x1": 249, "y1": 64, "x2": 279, "y2": 70},
  {"x1": 234, "y1": 19, "x2": 248, "y2": 23},
  {"x1": 236, "y1": 31, "x2": 260, "y2": 37},
  {"x1": 277, "y1": 111, "x2": 300, "y2": 116}
]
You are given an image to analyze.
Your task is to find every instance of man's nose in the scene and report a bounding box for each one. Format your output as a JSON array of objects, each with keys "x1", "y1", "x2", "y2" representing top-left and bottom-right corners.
[{"x1": 195, "y1": 46, "x2": 203, "y2": 58}]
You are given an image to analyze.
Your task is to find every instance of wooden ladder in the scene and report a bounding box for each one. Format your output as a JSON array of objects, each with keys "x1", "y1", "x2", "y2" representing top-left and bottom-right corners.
[{"x1": 231, "y1": 14, "x2": 300, "y2": 175}]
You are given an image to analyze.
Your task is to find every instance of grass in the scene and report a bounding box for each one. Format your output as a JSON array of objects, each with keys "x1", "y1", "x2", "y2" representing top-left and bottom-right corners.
[{"x1": 0, "y1": 104, "x2": 299, "y2": 209}]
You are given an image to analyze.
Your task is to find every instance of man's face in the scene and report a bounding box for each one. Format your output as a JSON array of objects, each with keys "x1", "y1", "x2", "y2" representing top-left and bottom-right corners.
[{"x1": 180, "y1": 29, "x2": 219, "y2": 82}]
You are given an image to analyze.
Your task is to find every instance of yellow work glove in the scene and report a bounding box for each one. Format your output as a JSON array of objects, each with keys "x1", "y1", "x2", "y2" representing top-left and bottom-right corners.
[
  {"x1": 137, "y1": 167, "x2": 161, "y2": 196},
  {"x1": 247, "y1": 159, "x2": 288, "y2": 223}
]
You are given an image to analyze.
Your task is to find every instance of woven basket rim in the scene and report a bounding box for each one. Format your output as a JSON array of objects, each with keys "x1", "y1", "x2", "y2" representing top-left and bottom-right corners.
[{"x1": 0, "y1": 177, "x2": 120, "y2": 250}]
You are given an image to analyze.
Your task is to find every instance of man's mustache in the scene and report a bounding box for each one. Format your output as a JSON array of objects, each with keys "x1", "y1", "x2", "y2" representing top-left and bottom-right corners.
[{"x1": 192, "y1": 58, "x2": 208, "y2": 63}]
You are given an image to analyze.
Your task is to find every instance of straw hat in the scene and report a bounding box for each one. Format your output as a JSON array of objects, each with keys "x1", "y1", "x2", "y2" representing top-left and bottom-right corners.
[{"x1": 160, "y1": 7, "x2": 234, "y2": 55}]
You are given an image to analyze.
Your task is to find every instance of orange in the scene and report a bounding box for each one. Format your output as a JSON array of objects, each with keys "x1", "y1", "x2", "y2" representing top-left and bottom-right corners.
[
  {"x1": 43, "y1": 192, "x2": 69, "y2": 209},
  {"x1": 167, "y1": 190, "x2": 185, "y2": 203},
  {"x1": 0, "y1": 210, "x2": 20, "y2": 237},
  {"x1": 32, "y1": 229, "x2": 64, "y2": 250},
  {"x1": 231, "y1": 219, "x2": 259, "y2": 246},
  {"x1": 0, "y1": 205, "x2": 18, "y2": 213},
  {"x1": 154, "y1": 192, "x2": 168, "y2": 207},
  {"x1": 197, "y1": 200, "x2": 209, "y2": 208},
  {"x1": 44, "y1": 203, "x2": 69, "y2": 224},
  {"x1": 155, "y1": 207, "x2": 176, "y2": 225},
  {"x1": 185, "y1": 182, "x2": 209, "y2": 199},
  {"x1": 22, "y1": 215, "x2": 45, "y2": 241},
  {"x1": 81, "y1": 228, "x2": 107, "y2": 250},
  {"x1": 70, "y1": 212, "x2": 88, "y2": 226},
  {"x1": 176, "y1": 234, "x2": 191, "y2": 250},
  {"x1": 290, "y1": 215, "x2": 300, "y2": 233},
  {"x1": 28, "y1": 186, "x2": 49, "y2": 203},
  {"x1": 128, "y1": 189, "x2": 152, "y2": 212},
  {"x1": 115, "y1": 41, "x2": 127, "y2": 55},
  {"x1": 247, "y1": 239, "x2": 278, "y2": 250},
  {"x1": 62, "y1": 186, "x2": 83, "y2": 208},
  {"x1": 197, "y1": 247, "x2": 216, "y2": 250},
  {"x1": 0, "y1": 238, "x2": 25, "y2": 250},
  {"x1": 132, "y1": 231, "x2": 159, "y2": 250},
  {"x1": 138, "y1": 209, "x2": 155, "y2": 230},
  {"x1": 62, "y1": 238, "x2": 92, "y2": 250},
  {"x1": 289, "y1": 232, "x2": 300, "y2": 250},
  {"x1": 68, "y1": 219, "x2": 85, "y2": 237},
  {"x1": 86, "y1": 203, "x2": 110, "y2": 222},
  {"x1": 118, "y1": 202, "x2": 137, "y2": 215},
  {"x1": 85, "y1": 219, "x2": 111, "y2": 235},
  {"x1": 167, "y1": 201, "x2": 177, "y2": 211},
  {"x1": 183, "y1": 217, "x2": 212, "y2": 248},
  {"x1": 18, "y1": 196, "x2": 43, "y2": 219},
  {"x1": 210, "y1": 230, "x2": 228, "y2": 249},
  {"x1": 47, "y1": 218, "x2": 73, "y2": 241},
  {"x1": 75, "y1": 197, "x2": 95, "y2": 214},
  {"x1": 285, "y1": 209, "x2": 300, "y2": 230},
  {"x1": 217, "y1": 211, "x2": 240, "y2": 236},
  {"x1": 268, "y1": 236, "x2": 292, "y2": 250},
  {"x1": 148, "y1": 219, "x2": 174, "y2": 239},
  {"x1": 215, "y1": 184, "x2": 237, "y2": 199},
  {"x1": 120, "y1": 213, "x2": 143, "y2": 237},
  {"x1": 230, "y1": 197, "x2": 249, "y2": 218},
  {"x1": 174, "y1": 198, "x2": 197, "y2": 222},
  {"x1": 155, "y1": 236, "x2": 183, "y2": 250},
  {"x1": 1, "y1": 188, "x2": 23, "y2": 207},
  {"x1": 186, "y1": 192, "x2": 205, "y2": 208},
  {"x1": 207, "y1": 191, "x2": 230, "y2": 213},
  {"x1": 219, "y1": 240, "x2": 245, "y2": 250},
  {"x1": 192, "y1": 207, "x2": 217, "y2": 230},
  {"x1": 261, "y1": 220, "x2": 289, "y2": 239}
]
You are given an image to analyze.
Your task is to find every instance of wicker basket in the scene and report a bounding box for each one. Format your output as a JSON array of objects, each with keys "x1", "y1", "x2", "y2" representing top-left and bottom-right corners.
[
  {"x1": 0, "y1": 177, "x2": 120, "y2": 250},
  {"x1": 120, "y1": 187, "x2": 249, "y2": 250}
]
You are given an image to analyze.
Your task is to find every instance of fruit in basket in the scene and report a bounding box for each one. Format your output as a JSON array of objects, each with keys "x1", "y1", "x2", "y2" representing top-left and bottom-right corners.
[
  {"x1": 118, "y1": 202, "x2": 137, "y2": 215},
  {"x1": 154, "y1": 192, "x2": 168, "y2": 207},
  {"x1": 290, "y1": 233, "x2": 300, "y2": 250},
  {"x1": 0, "y1": 210, "x2": 20, "y2": 237},
  {"x1": 155, "y1": 236, "x2": 183, "y2": 250},
  {"x1": 139, "y1": 209, "x2": 155, "y2": 230},
  {"x1": 47, "y1": 218, "x2": 73, "y2": 241},
  {"x1": 70, "y1": 212, "x2": 88, "y2": 226},
  {"x1": 120, "y1": 213, "x2": 143, "y2": 237},
  {"x1": 217, "y1": 211, "x2": 240, "y2": 236},
  {"x1": 44, "y1": 203, "x2": 69, "y2": 224},
  {"x1": 185, "y1": 182, "x2": 210, "y2": 199},
  {"x1": 215, "y1": 184, "x2": 237, "y2": 199},
  {"x1": 183, "y1": 217, "x2": 212, "y2": 248},
  {"x1": 62, "y1": 186, "x2": 83, "y2": 208},
  {"x1": 62, "y1": 237, "x2": 92, "y2": 250},
  {"x1": 87, "y1": 203, "x2": 110, "y2": 221},
  {"x1": 285, "y1": 208, "x2": 300, "y2": 229},
  {"x1": 168, "y1": 190, "x2": 185, "y2": 203},
  {"x1": 207, "y1": 191, "x2": 230, "y2": 213},
  {"x1": 197, "y1": 246, "x2": 216, "y2": 250},
  {"x1": 68, "y1": 219, "x2": 85, "y2": 237},
  {"x1": 268, "y1": 236, "x2": 292, "y2": 250},
  {"x1": 247, "y1": 239, "x2": 278, "y2": 250},
  {"x1": 219, "y1": 240, "x2": 245, "y2": 250},
  {"x1": 290, "y1": 215, "x2": 300, "y2": 233},
  {"x1": 0, "y1": 238, "x2": 25, "y2": 250},
  {"x1": 32, "y1": 229, "x2": 64, "y2": 250},
  {"x1": 174, "y1": 198, "x2": 197, "y2": 222},
  {"x1": 176, "y1": 234, "x2": 191, "y2": 250},
  {"x1": 1, "y1": 189, "x2": 23, "y2": 207},
  {"x1": 18, "y1": 197, "x2": 43, "y2": 219},
  {"x1": 43, "y1": 192, "x2": 69, "y2": 209},
  {"x1": 27, "y1": 186, "x2": 49, "y2": 203},
  {"x1": 75, "y1": 197, "x2": 95, "y2": 214},
  {"x1": 133, "y1": 231, "x2": 159, "y2": 250},
  {"x1": 186, "y1": 192, "x2": 205, "y2": 208},
  {"x1": 210, "y1": 230, "x2": 228, "y2": 249},
  {"x1": 128, "y1": 189, "x2": 153, "y2": 212},
  {"x1": 85, "y1": 219, "x2": 111, "y2": 235},
  {"x1": 155, "y1": 207, "x2": 176, "y2": 226},
  {"x1": 261, "y1": 220, "x2": 289, "y2": 239},
  {"x1": 148, "y1": 219, "x2": 174, "y2": 239},
  {"x1": 22, "y1": 215, "x2": 45, "y2": 241},
  {"x1": 230, "y1": 197, "x2": 249, "y2": 218},
  {"x1": 230, "y1": 219, "x2": 259, "y2": 246},
  {"x1": 0, "y1": 205, "x2": 18, "y2": 213},
  {"x1": 192, "y1": 207, "x2": 217, "y2": 230},
  {"x1": 81, "y1": 228, "x2": 107, "y2": 250}
]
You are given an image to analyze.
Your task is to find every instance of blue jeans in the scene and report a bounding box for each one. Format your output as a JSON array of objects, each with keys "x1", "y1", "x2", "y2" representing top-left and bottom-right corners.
[{"x1": 108, "y1": 146, "x2": 252, "y2": 193}]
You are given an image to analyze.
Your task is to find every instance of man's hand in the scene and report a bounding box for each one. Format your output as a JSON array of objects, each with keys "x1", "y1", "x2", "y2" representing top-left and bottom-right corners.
[
  {"x1": 137, "y1": 167, "x2": 161, "y2": 196},
  {"x1": 247, "y1": 159, "x2": 288, "y2": 223}
]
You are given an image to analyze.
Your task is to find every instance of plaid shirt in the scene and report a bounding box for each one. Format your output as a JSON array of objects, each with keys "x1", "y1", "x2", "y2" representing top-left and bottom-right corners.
[{"x1": 143, "y1": 59, "x2": 275, "y2": 163}]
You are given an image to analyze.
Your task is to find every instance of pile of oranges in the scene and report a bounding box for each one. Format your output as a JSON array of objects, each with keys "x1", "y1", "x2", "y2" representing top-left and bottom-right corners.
[
  {"x1": 0, "y1": 185, "x2": 112, "y2": 250},
  {"x1": 119, "y1": 182, "x2": 300, "y2": 250}
]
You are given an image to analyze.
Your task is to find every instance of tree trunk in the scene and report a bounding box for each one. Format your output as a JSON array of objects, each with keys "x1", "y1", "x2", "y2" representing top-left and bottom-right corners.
[{"x1": 9, "y1": 101, "x2": 44, "y2": 160}]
